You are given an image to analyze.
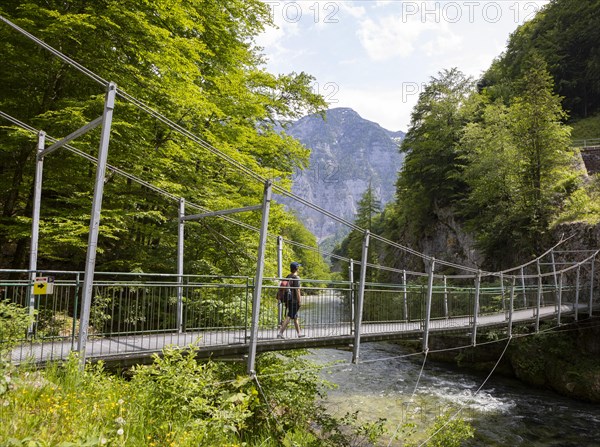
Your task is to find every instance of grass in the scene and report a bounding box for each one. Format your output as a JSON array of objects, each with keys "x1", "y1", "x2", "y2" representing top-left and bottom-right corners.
[
  {"x1": 0, "y1": 349, "x2": 284, "y2": 447},
  {"x1": 554, "y1": 176, "x2": 600, "y2": 225},
  {"x1": 570, "y1": 113, "x2": 600, "y2": 141},
  {"x1": 0, "y1": 347, "x2": 391, "y2": 447}
]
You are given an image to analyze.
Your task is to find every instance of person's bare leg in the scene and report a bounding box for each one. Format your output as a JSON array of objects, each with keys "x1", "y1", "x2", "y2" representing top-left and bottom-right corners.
[
  {"x1": 278, "y1": 317, "x2": 291, "y2": 337},
  {"x1": 294, "y1": 318, "x2": 303, "y2": 337}
]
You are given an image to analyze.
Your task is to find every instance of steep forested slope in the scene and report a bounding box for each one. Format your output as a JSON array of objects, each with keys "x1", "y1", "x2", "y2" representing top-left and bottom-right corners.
[
  {"x1": 335, "y1": 0, "x2": 600, "y2": 275},
  {"x1": 481, "y1": 0, "x2": 600, "y2": 120},
  {"x1": 0, "y1": 0, "x2": 329, "y2": 278}
]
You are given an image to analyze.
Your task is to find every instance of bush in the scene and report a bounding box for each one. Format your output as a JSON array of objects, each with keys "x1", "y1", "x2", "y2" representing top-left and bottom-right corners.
[{"x1": 0, "y1": 300, "x2": 32, "y2": 354}]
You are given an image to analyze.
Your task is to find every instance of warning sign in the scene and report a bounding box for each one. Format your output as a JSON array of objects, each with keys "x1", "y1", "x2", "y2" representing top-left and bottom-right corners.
[{"x1": 33, "y1": 276, "x2": 55, "y2": 295}]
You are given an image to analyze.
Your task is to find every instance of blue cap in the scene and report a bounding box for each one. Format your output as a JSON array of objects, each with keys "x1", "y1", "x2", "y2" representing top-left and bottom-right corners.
[{"x1": 290, "y1": 262, "x2": 302, "y2": 271}]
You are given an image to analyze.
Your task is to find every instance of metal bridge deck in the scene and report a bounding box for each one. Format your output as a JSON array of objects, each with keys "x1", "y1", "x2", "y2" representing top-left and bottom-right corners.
[{"x1": 11, "y1": 304, "x2": 581, "y2": 366}]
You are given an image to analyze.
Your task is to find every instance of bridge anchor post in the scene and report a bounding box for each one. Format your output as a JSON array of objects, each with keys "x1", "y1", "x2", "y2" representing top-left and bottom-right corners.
[
  {"x1": 247, "y1": 180, "x2": 272, "y2": 376},
  {"x1": 422, "y1": 258, "x2": 435, "y2": 352},
  {"x1": 351, "y1": 231, "x2": 370, "y2": 364}
]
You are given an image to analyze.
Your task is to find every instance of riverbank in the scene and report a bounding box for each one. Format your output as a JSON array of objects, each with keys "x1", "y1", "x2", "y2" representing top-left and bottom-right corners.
[{"x1": 411, "y1": 317, "x2": 600, "y2": 403}]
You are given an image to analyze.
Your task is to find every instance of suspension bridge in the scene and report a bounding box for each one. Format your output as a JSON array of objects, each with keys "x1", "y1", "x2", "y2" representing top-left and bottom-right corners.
[
  {"x1": 0, "y1": 14, "x2": 599, "y2": 376},
  {"x1": 3, "y1": 241, "x2": 598, "y2": 371}
]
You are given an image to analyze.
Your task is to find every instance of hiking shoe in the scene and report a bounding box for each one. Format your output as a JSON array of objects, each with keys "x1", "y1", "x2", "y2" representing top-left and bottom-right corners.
[
  {"x1": 277, "y1": 333, "x2": 285, "y2": 339},
  {"x1": 298, "y1": 334, "x2": 305, "y2": 338}
]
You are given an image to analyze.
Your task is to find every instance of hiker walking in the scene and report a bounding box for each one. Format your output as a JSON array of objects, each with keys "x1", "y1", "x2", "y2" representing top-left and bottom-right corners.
[{"x1": 277, "y1": 262, "x2": 304, "y2": 338}]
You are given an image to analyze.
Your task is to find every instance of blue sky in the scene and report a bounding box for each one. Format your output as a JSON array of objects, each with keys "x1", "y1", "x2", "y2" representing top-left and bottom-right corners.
[{"x1": 257, "y1": 0, "x2": 549, "y2": 132}]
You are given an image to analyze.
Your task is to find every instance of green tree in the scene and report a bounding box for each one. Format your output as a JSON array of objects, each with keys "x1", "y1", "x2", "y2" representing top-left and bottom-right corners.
[
  {"x1": 0, "y1": 0, "x2": 326, "y2": 275},
  {"x1": 333, "y1": 185, "x2": 383, "y2": 282},
  {"x1": 396, "y1": 68, "x2": 474, "y2": 230},
  {"x1": 462, "y1": 61, "x2": 574, "y2": 265},
  {"x1": 355, "y1": 183, "x2": 382, "y2": 232},
  {"x1": 278, "y1": 214, "x2": 331, "y2": 284},
  {"x1": 480, "y1": 0, "x2": 600, "y2": 119},
  {"x1": 509, "y1": 61, "x2": 574, "y2": 253},
  {"x1": 377, "y1": 69, "x2": 474, "y2": 276}
]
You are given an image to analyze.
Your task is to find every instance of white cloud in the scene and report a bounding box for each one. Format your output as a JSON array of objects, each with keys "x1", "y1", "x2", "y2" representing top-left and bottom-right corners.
[
  {"x1": 356, "y1": 12, "x2": 464, "y2": 62},
  {"x1": 357, "y1": 16, "x2": 428, "y2": 60},
  {"x1": 420, "y1": 31, "x2": 463, "y2": 57},
  {"x1": 339, "y1": 1, "x2": 367, "y2": 19},
  {"x1": 336, "y1": 87, "x2": 420, "y2": 131}
]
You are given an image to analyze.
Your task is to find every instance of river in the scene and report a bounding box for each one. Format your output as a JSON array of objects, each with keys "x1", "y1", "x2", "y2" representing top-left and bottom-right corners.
[{"x1": 308, "y1": 342, "x2": 600, "y2": 446}]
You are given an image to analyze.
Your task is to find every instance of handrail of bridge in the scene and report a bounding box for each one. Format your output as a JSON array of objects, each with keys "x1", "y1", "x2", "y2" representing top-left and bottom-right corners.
[
  {"x1": 0, "y1": 268, "x2": 252, "y2": 281},
  {"x1": 2, "y1": 262, "x2": 598, "y2": 367},
  {"x1": 488, "y1": 234, "x2": 574, "y2": 277},
  {"x1": 517, "y1": 250, "x2": 598, "y2": 279},
  {"x1": 573, "y1": 138, "x2": 600, "y2": 148}
]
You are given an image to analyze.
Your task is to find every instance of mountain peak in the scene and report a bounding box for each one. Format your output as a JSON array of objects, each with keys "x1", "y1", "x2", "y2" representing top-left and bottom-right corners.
[{"x1": 282, "y1": 108, "x2": 405, "y2": 247}]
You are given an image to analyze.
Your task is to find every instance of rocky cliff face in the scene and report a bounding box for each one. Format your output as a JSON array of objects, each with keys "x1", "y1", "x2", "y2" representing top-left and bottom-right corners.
[
  {"x1": 551, "y1": 222, "x2": 600, "y2": 290},
  {"x1": 282, "y1": 108, "x2": 404, "y2": 248}
]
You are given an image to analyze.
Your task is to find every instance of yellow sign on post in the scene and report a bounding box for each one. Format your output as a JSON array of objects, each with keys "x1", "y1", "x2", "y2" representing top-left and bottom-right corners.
[{"x1": 33, "y1": 276, "x2": 54, "y2": 295}]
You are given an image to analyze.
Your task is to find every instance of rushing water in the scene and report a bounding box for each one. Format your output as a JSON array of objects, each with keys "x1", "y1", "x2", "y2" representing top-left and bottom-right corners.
[{"x1": 308, "y1": 342, "x2": 600, "y2": 447}]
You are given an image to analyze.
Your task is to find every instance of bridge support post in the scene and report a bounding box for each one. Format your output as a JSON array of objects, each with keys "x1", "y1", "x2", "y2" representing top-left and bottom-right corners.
[
  {"x1": 352, "y1": 231, "x2": 369, "y2": 364},
  {"x1": 551, "y1": 249, "x2": 559, "y2": 307},
  {"x1": 520, "y1": 267, "x2": 527, "y2": 307},
  {"x1": 349, "y1": 259, "x2": 355, "y2": 333},
  {"x1": 177, "y1": 198, "x2": 185, "y2": 332},
  {"x1": 535, "y1": 262, "x2": 542, "y2": 332},
  {"x1": 575, "y1": 265, "x2": 580, "y2": 321},
  {"x1": 508, "y1": 276, "x2": 515, "y2": 337},
  {"x1": 589, "y1": 257, "x2": 595, "y2": 317},
  {"x1": 500, "y1": 272, "x2": 506, "y2": 317},
  {"x1": 471, "y1": 270, "x2": 481, "y2": 347},
  {"x1": 27, "y1": 131, "x2": 46, "y2": 336},
  {"x1": 557, "y1": 272, "x2": 563, "y2": 325},
  {"x1": 247, "y1": 180, "x2": 272, "y2": 376},
  {"x1": 422, "y1": 258, "x2": 435, "y2": 353},
  {"x1": 443, "y1": 275, "x2": 448, "y2": 319},
  {"x1": 78, "y1": 82, "x2": 117, "y2": 367},
  {"x1": 277, "y1": 236, "x2": 283, "y2": 327},
  {"x1": 537, "y1": 259, "x2": 545, "y2": 307},
  {"x1": 403, "y1": 270, "x2": 408, "y2": 322}
]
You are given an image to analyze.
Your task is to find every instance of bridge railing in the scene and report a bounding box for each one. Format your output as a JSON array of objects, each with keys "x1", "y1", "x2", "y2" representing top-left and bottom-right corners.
[
  {"x1": 360, "y1": 283, "x2": 478, "y2": 332},
  {"x1": 2, "y1": 271, "x2": 258, "y2": 362},
  {"x1": 572, "y1": 138, "x2": 600, "y2": 148},
  {"x1": 1, "y1": 270, "x2": 84, "y2": 362},
  {"x1": 2, "y1": 267, "x2": 596, "y2": 363}
]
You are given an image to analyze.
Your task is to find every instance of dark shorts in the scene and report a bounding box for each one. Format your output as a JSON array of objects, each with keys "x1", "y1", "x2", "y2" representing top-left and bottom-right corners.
[{"x1": 286, "y1": 300, "x2": 300, "y2": 319}]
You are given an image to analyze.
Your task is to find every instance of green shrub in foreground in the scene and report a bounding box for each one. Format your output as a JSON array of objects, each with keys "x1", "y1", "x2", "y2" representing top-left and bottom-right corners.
[
  {"x1": 0, "y1": 300, "x2": 32, "y2": 354},
  {"x1": 0, "y1": 346, "x2": 389, "y2": 446}
]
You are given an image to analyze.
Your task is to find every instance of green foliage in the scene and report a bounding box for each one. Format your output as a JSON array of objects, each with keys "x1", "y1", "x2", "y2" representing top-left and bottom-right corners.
[
  {"x1": 1, "y1": 347, "x2": 350, "y2": 447},
  {"x1": 0, "y1": 300, "x2": 31, "y2": 354},
  {"x1": 313, "y1": 410, "x2": 388, "y2": 447},
  {"x1": 570, "y1": 113, "x2": 600, "y2": 140},
  {"x1": 480, "y1": 0, "x2": 600, "y2": 119},
  {"x1": 278, "y1": 215, "x2": 331, "y2": 285},
  {"x1": 333, "y1": 185, "x2": 384, "y2": 282},
  {"x1": 423, "y1": 413, "x2": 474, "y2": 447},
  {"x1": 554, "y1": 178, "x2": 600, "y2": 225},
  {"x1": 129, "y1": 347, "x2": 255, "y2": 444},
  {"x1": 461, "y1": 60, "x2": 574, "y2": 265},
  {"x1": 0, "y1": 0, "x2": 327, "y2": 276},
  {"x1": 397, "y1": 68, "x2": 474, "y2": 226}
]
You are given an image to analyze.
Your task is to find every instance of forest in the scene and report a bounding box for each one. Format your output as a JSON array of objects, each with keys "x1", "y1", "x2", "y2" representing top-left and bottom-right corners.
[
  {"x1": 0, "y1": 0, "x2": 330, "y2": 281},
  {"x1": 336, "y1": 0, "x2": 600, "y2": 277}
]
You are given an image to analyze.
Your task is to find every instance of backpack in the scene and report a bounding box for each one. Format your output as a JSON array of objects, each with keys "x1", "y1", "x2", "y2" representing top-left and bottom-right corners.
[{"x1": 276, "y1": 278, "x2": 292, "y2": 303}]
